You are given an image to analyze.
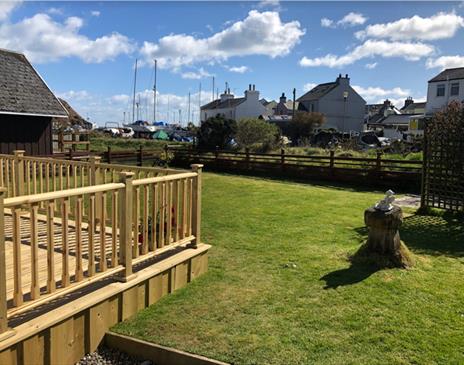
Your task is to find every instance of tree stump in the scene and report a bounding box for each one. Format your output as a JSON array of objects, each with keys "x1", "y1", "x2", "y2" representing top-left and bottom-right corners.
[{"x1": 354, "y1": 206, "x2": 413, "y2": 268}]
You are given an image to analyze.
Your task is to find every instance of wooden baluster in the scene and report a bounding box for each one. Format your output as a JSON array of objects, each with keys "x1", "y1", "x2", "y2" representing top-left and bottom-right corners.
[
  {"x1": 26, "y1": 161, "x2": 31, "y2": 195},
  {"x1": 188, "y1": 177, "x2": 193, "y2": 237},
  {"x1": 118, "y1": 172, "x2": 134, "y2": 281},
  {"x1": 59, "y1": 165, "x2": 64, "y2": 191},
  {"x1": 173, "y1": 180, "x2": 179, "y2": 243},
  {"x1": 46, "y1": 201, "x2": 56, "y2": 293},
  {"x1": 12, "y1": 208, "x2": 23, "y2": 306},
  {"x1": 11, "y1": 159, "x2": 16, "y2": 197},
  {"x1": 191, "y1": 164, "x2": 203, "y2": 248},
  {"x1": 132, "y1": 187, "x2": 140, "y2": 258},
  {"x1": 88, "y1": 195, "x2": 95, "y2": 276},
  {"x1": 73, "y1": 165, "x2": 78, "y2": 188},
  {"x1": 66, "y1": 165, "x2": 70, "y2": 189},
  {"x1": 45, "y1": 163, "x2": 50, "y2": 193},
  {"x1": 75, "y1": 196, "x2": 83, "y2": 281},
  {"x1": 150, "y1": 183, "x2": 158, "y2": 252},
  {"x1": 167, "y1": 181, "x2": 173, "y2": 245},
  {"x1": 0, "y1": 160, "x2": 3, "y2": 189},
  {"x1": 159, "y1": 182, "x2": 166, "y2": 248},
  {"x1": 5, "y1": 160, "x2": 10, "y2": 197},
  {"x1": 30, "y1": 203, "x2": 40, "y2": 300},
  {"x1": 99, "y1": 193, "x2": 107, "y2": 272},
  {"x1": 13, "y1": 150, "x2": 25, "y2": 197},
  {"x1": 142, "y1": 185, "x2": 149, "y2": 255},
  {"x1": 182, "y1": 178, "x2": 188, "y2": 238},
  {"x1": 61, "y1": 197, "x2": 70, "y2": 287},
  {"x1": 32, "y1": 162, "x2": 37, "y2": 194},
  {"x1": 111, "y1": 190, "x2": 118, "y2": 267},
  {"x1": 0, "y1": 188, "x2": 12, "y2": 335}
]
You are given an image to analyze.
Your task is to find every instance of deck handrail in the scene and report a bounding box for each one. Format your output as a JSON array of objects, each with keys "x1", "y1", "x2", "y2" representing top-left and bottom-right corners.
[{"x1": 0, "y1": 153, "x2": 203, "y2": 333}]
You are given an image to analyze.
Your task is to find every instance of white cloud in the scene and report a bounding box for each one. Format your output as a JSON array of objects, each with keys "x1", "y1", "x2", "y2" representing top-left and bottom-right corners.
[
  {"x1": 257, "y1": 0, "x2": 280, "y2": 9},
  {"x1": 426, "y1": 55, "x2": 464, "y2": 69},
  {"x1": 356, "y1": 12, "x2": 464, "y2": 41},
  {"x1": 320, "y1": 18, "x2": 334, "y2": 28},
  {"x1": 57, "y1": 90, "x2": 91, "y2": 101},
  {"x1": 321, "y1": 12, "x2": 367, "y2": 28},
  {"x1": 299, "y1": 40, "x2": 435, "y2": 68},
  {"x1": 227, "y1": 65, "x2": 249, "y2": 73},
  {"x1": 91, "y1": 11, "x2": 100, "y2": 17},
  {"x1": 140, "y1": 10, "x2": 305, "y2": 70},
  {"x1": 365, "y1": 62, "x2": 377, "y2": 69},
  {"x1": 181, "y1": 67, "x2": 214, "y2": 80},
  {"x1": 0, "y1": 0, "x2": 21, "y2": 21},
  {"x1": 303, "y1": 83, "x2": 317, "y2": 92},
  {"x1": 0, "y1": 13, "x2": 134, "y2": 63},
  {"x1": 47, "y1": 7, "x2": 63, "y2": 16},
  {"x1": 65, "y1": 89, "x2": 215, "y2": 125},
  {"x1": 353, "y1": 85, "x2": 420, "y2": 108}
]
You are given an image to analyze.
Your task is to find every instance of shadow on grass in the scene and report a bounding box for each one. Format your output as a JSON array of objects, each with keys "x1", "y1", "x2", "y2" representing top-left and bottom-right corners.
[
  {"x1": 320, "y1": 263, "x2": 380, "y2": 289},
  {"x1": 400, "y1": 213, "x2": 464, "y2": 257}
]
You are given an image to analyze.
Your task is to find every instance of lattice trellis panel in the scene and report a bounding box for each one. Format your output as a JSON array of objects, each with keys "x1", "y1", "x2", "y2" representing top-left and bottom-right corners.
[{"x1": 421, "y1": 108, "x2": 464, "y2": 212}]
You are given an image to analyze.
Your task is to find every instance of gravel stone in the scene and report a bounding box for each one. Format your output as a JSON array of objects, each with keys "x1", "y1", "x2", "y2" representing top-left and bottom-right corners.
[{"x1": 77, "y1": 346, "x2": 155, "y2": 365}]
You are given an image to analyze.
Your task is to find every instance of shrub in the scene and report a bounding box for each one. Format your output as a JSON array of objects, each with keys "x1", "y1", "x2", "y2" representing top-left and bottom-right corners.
[
  {"x1": 197, "y1": 114, "x2": 237, "y2": 150},
  {"x1": 235, "y1": 118, "x2": 279, "y2": 152},
  {"x1": 288, "y1": 112, "x2": 325, "y2": 145}
]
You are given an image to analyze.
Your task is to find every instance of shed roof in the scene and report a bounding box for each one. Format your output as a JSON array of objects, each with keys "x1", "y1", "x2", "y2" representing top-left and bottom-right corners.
[
  {"x1": 297, "y1": 82, "x2": 337, "y2": 102},
  {"x1": 0, "y1": 48, "x2": 68, "y2": 117},
  {"x1": 429, "y1": 67, "x2": 464, "y2": 83}
]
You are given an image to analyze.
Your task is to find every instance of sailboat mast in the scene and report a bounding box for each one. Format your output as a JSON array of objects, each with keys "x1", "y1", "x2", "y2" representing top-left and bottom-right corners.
[
  {"x1": 132, "y1": 59, "x2": 138, "y2": 122},
  {"x1": 153, "y1": 59, "x2": 157, "y2": 123},
  {"x1": 212, "y1": 76, "x2": 215, "y2": 101},
  {"x1": 199, "y1": 82, "x2": 202, "y2": 124},
  {"x1": 188, "y1": 91, "x2": 191, "y2": 126}
]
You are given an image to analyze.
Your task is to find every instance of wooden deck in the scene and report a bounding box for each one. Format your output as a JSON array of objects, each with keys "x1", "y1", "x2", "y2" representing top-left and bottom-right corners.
[{"x1": 4, "y1": 211, "x2": 115, "y2": 303}]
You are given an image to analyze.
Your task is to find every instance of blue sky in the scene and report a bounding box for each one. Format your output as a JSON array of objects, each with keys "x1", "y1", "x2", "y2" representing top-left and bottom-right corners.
[{"x1": 1, "y1": 1, "x2": 464, "y2": 125}]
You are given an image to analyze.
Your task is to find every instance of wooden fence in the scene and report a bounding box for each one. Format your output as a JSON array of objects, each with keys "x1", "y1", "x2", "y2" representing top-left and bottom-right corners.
[
  {"x1": 53, "y1": 130, "x2": 91, "y2": 153},
  {"x1": 168, "y1": 147, "x2": 423, "y2": 190},
  {"x1": 0, "y1": 151, "x2": 202, "y2": 336}
]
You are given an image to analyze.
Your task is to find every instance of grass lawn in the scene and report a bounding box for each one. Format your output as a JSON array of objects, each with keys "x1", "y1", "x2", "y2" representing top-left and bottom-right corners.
[{"x1": 113, "y1": 173, "x2": 464, "y2": 365}]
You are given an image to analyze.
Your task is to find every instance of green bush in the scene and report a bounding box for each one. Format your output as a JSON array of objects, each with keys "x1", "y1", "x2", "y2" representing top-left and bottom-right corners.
[
  {"x1": 235, "y1": 118, "x2": 279, "y2": 152},
  {"x1": 197, "y1": 115, "x2": 237, "y2": 150}
]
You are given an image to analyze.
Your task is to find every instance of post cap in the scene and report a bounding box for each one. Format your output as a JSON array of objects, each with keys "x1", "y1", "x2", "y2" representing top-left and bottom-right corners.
[
  {"x1": 13, "y1": 150, "x2": 25, "y2": 156},
  {"x1": 119, "y1": 171, "x2": 135, "y2": 178},
  {"x1": 90, "y1": 155, "x2": 102, "y2": 161},
  {"x1": 191, "y1": 164, "x2": 204, "y2": 171}
]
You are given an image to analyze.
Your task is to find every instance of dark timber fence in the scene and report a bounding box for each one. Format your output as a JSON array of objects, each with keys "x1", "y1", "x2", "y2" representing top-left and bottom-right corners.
[{"x1": 167, "y1": 146, "x2": 423, "y2": 191}]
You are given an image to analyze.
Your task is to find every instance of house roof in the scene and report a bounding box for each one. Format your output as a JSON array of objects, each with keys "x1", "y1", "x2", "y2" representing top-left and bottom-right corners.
[
  {"x1": 401, "y1": 102, "x2": 426, "y2": 113},
  {"x1": 0, "y1": 48, "x2": 68, "y2": 117},
  {"x1": 201, "y1": 97, "x2": 246, "y2": 110},
  {"x1": 369, "y1": 114, "x2": 420, "y2": 126},
  {"x1": 53, "y1": 98, "x2": 91, "y2": 129},
  {"x1": 297, "y1": 82, "x2": 337, "y2": 102},
  {"x1": 429, "y1": 67, "x2": 464, "y2": 83}
]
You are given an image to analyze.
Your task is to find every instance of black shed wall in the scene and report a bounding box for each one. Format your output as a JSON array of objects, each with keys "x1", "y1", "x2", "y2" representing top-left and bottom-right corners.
[{"x1": 0, "y1": 115, "x2": 52, "y2": 155}]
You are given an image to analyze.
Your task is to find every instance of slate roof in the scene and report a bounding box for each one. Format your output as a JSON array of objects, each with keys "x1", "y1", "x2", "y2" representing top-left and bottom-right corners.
[
  {"x1": 429, "y1": 67, "x2": 464, "y2": 82},
  {"x1": 297, "y1": 82, "x2": 337, "y2": 102},
  {"x1": 401, "y1": 102, "x2": 426, "y2": 113},
  {"x1": 368, "y1": 114, "x2": 420, "y2": 126},
  {"x1": 201, "y1": 97, "x2": 246, "y2": 110},
  {"x1": 0, "y1": 48, "x2": 67, "y2": 117}
]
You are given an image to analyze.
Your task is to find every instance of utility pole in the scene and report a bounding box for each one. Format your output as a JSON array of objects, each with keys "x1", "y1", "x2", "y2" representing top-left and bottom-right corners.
[
  {"x1": 292, "y1": 88, "x2": 296, "y2": 120},
  {"x1": 212, "y1": 76, "x2": 215, "y2": 101},
  {"x1": 132, "y1": 59, "x2": 138, "y2": 122},
  {"x1": 153, "y1": 59, "x2": 157, "y2": 123},
  {"x1": 188, "y1": 91, "x2": 191, "y2": 125}
]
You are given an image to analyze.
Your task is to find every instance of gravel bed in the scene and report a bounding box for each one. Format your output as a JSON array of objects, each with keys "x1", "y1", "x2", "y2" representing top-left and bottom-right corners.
[{"x1": 77, "y1": 346, "x2": 154, "y2": 365}]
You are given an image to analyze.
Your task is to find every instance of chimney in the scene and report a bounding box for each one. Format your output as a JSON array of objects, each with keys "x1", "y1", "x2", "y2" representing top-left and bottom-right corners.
[
  {"x1": 244, "y1": 83, "x2": 259, "y2": 101},
  {"x1": 279, "y1": 92, "x2": 287, "y2": 104},
  {"x1": 336, "y1": 73, "x2": 350, "y2": 86},
  {"x1": 220, "y1": 86, "x2": 234, "y2": 102},
  {"x1": 404, "y1": 96, "x2": 414, "y2": 108}
]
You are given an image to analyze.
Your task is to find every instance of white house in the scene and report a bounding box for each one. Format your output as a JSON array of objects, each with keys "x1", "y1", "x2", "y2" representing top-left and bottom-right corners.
[
  {"x1": 297, "y1": 74, "x2": 366, "y2": 133},
  {"x1": 426, "y1": 67, "x2": 464, "y2": 114},
  {"x1": 200, "y1": 84, "x2": 266, "y2": 122}
]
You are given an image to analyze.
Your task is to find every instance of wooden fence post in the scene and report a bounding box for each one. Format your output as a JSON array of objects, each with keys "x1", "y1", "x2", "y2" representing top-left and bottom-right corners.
[
  {"x1": 280, "y1": 148, "x2": 285, "y2": 171},
  {"x1": 118, "y1": 172, "x2": 135, "y2": 281},
  {"x1": 376, "y1": 151, "x2": 382, "y2": 172},
  {"x1": 13, "y1": 150, "x2": 25, "y2": 197},
  {"x1": 138, "y1": 146, "x2": 143, "y2": 167},
  {"x1": 0, "y1": 188, "x2": 14, "y2": 340},
  {"x1": 245, "y1": 148, "x2": 250, "y2": 170},
  {"x1": 191, "y1": 164, "x2": 203, "y2": 249},
  {"x1": 329, "y1": 150, "x2": 335, "y2": 169},
  {"x1": 107, "y1": 146, "x2": 112, "y2": 164},
  {"x1": 59, "y1": 130, "x2": 64, "y2": 152},
  {"x1": 164, "y1": 144, "x2": 169, "y2": 162}
]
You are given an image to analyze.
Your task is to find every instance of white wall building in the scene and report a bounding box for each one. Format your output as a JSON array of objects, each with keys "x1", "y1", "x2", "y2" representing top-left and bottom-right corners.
[
  {"x1": 426, "y1": 67, "x2": 464, "y2": 114},
  {"x1": 200, "y1": 84, "x2": 266, "y2": 122}
]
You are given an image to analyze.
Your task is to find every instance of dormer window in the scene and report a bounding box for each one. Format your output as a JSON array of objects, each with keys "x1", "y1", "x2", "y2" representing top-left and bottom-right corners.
[
  {"x1": 436, "y1": 84, "x2": 445, "y2": 97},
  {"x1": 450, "y1": 83, "x2": 459, "y2": 96}
]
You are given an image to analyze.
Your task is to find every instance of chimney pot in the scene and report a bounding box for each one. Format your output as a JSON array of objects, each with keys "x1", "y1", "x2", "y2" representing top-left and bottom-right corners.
[{"x1": 345, "y1": 74, "x2": 348, "y2": 78}]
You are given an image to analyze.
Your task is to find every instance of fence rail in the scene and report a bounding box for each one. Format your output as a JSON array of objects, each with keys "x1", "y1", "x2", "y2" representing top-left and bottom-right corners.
[
  {"x1": 0, "y1": 151, "x2": 203, "y2": 335},
  {"x1": 168, "y1": 146, "x2": 422, "y2": 189}
]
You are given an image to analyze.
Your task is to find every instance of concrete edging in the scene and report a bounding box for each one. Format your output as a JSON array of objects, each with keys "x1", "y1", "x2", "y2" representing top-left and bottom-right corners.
[{"x1": 104, "y1": 331, "x2": 230, "y2": 365}]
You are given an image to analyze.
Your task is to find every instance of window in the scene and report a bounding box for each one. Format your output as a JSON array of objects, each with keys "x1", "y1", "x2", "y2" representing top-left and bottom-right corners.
[
  {"x1": 451, "y1": 83, "x2": 460, "y2": 96},
  {"x1": 436, "y1": 84, "x2": 445, "y2": 97}
]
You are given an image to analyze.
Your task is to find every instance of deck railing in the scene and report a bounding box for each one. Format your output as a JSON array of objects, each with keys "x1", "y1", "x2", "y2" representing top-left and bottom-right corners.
[{"x1": 0, "y1": 151, "x2": 202, "y2": 336}]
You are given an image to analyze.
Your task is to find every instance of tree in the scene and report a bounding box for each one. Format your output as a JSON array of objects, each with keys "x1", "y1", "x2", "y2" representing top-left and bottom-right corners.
[
  {"x1": 288, "y1": 111, "x2": 325, "y2": 145},
  {"x1": 197, "y1": 114, "x2": 237, "y2": 149},
  {"x1": 235, "y1": 118, "x2": 279, "y2": 152}
]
